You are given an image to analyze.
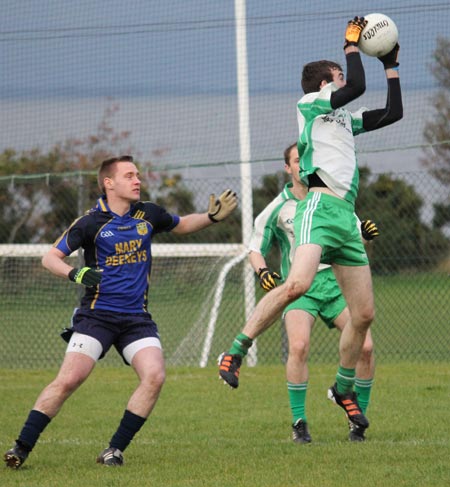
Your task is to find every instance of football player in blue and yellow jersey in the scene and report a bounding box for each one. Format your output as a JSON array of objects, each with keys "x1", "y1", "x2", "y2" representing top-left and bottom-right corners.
[{"x1": 5, "y1": 155, "x2": 237, "y2": 469}]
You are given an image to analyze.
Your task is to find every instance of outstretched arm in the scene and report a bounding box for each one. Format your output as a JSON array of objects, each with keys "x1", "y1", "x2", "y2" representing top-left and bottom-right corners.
[
  {"x1": 172, "y1": 189, "x2": 238, "y2": 235},
  {"x1": 172, "y1": 212, "x2": 213, "y2": 234}
]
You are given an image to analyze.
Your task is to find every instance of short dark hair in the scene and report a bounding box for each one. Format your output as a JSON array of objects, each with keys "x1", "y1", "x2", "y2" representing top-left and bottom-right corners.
[
  {"x1": 284, "y1": 143, "x2": 297, "y2": 166},
  {"x1": 97, "y1": 155, "x2": 134, "y2": 192},
  {"x1": 301, "y1": 60, "x2": 342, "y2": 94}
]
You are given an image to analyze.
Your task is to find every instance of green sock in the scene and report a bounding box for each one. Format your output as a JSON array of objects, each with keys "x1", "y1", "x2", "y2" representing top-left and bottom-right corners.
[
  {"x1": 335, "y1": 366, "x2": 356, "y2": 394},
  {"x1": 287, "y1": 381, "x2": 308, "y2": 423},
  {"x1": 229, "y1": 333, "x2": 253, "y2": 357},
  {"x1": 354, "y1": 378, "x2": 373, "y2": 414}
]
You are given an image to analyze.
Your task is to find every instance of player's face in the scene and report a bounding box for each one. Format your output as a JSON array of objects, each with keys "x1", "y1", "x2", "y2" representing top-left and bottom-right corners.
[
  {"x1": 331, "y1": 68, "x2": 346, "y2": 88},
  {"x1": 107, "y1": 162, "x2": 141, "y2": 202},
  {"x1": 285, "y1": 147, "x2": 301, "y2": 184}
]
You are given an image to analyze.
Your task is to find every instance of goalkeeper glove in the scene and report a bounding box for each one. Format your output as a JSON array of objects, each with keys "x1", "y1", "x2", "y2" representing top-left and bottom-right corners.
[
  {"x1": 361, "y1": 220, "x2": 380, "y2": 241},
  {"x1": 378, "y1": 43, "x2": 400, "y2": 69},
  {"x1": 68, "y1": 267, "x2": 103, "y2": 287},
  {"x1": 344, "y1": 16, "x2": 367, "y2": 49},
  {"x1": 208, "y1": 189, "x2": 238, "y2": 222},
  {"x1": 257, "y1": 267, "x2": 281, "y2": 292}
]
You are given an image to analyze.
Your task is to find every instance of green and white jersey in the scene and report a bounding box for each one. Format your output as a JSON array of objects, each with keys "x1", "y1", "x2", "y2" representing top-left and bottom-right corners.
[
  {"x1": 248, "y1": 183, "x2": 329, "y2": 280},
  {"x1": 296, "y1": 82, "x2": 367, "y2": 205}
]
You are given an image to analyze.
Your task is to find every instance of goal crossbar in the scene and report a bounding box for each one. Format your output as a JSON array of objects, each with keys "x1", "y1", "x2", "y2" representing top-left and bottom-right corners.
[{"x1": 0, "y1": 243, "x2": 245, "y2": 258}]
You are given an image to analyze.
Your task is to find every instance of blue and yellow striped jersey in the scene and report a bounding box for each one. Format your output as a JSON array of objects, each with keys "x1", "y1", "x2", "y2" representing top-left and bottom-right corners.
[{"x1": 54, "y1": 196, "x2": 180, "y2": 314}]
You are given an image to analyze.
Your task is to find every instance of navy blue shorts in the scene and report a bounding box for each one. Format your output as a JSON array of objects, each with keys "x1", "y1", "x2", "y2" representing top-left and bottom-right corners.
[{"x1": 64, "y1": 308, "x2": 161, "y2": 364}]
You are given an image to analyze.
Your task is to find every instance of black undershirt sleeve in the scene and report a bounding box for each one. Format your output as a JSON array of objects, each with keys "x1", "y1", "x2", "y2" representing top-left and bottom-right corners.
[
  {"x1": 362, "y1": 77, "x2": 403, "y2": 131},
  {"x1": 330, "y1": 52, "x2": 366, "y2": 109}
]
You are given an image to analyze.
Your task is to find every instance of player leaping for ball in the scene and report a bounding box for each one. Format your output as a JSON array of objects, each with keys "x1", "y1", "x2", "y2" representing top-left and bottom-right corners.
[
  {"x1": 4, "y1": 155, "x2": 237, "y2": 469},
  {"x1": 219, "y1": 16, "x2": 402, "y2": 439}
]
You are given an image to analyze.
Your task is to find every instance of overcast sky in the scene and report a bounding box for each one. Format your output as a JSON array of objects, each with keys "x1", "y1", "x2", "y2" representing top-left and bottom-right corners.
[
  {"x1": 1, "y1": 0, "x2": 449, "y2": 191},
  {"x1": 2, "y1": 0, "x2": 448, "y2": 97}
]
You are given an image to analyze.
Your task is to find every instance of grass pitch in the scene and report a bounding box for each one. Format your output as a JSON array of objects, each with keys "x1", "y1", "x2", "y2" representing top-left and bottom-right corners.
[{"x1": 1, "y1": 363, "x2": 449, "y2": 486}]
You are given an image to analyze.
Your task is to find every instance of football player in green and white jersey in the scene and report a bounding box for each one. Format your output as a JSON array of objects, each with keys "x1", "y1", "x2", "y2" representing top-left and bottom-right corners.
[
  {"x1": 219, "y1": 17, "x2": 402, "y2": 441},
  {"x1": 248, "y1": 143, "x2": 377, "y2": 442}
]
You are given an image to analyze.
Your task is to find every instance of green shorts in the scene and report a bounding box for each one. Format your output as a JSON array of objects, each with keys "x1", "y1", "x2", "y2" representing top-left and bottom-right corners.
[
  {"x1": 283, "y1": 267, "x2": 346, "y2": 329},
  {"x1": 294, "y1": 191, "x2": 369, "y2": 266}
]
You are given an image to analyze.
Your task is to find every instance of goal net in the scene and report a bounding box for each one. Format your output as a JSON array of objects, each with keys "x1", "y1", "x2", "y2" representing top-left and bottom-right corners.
[{"x1": 0, "y1": 243, "x2": 262, "y2": 368}]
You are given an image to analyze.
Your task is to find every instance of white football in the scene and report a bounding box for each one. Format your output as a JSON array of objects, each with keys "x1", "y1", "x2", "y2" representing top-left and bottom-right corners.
[{"x1": 359, "y1": 13, "x2": 398, "y2": 57}]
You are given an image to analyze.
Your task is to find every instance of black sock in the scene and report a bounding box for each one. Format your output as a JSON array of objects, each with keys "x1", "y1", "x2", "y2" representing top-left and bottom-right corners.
[
  {"x1": 17, "y1": 410, "x2": 51, "y2": 451},
  {"x1": 109, "y1": 410, "x2": 146, "y2": 452}
]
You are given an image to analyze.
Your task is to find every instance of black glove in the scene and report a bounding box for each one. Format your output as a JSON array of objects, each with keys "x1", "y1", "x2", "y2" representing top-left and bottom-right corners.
[
  {"x1": 68, "y1": 267, "x2": 103, "y2": 287},
  {"x1": 344, "y1": 16, "x2": 368, "y2": 49},
  {"x1": 361, "y1": 220, "x2": 380, "y2": 241},
  {"x1": 257, "y1": 267, "x2": 281, "y2": 292},
  {"x1": 378, "y1": 43, "x2": 400, "y2": 69}
]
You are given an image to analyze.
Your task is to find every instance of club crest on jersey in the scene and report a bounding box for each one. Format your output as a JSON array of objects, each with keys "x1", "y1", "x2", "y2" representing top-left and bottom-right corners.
[{"x1": 136, "y1": 222, "x2": 148, "y2": 235}]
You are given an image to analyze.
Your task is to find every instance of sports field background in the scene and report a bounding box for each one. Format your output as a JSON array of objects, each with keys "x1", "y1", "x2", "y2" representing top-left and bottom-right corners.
[
  {"x1": 2, "y1": 2, "x2": 449, "y2": 370},
  {"x1": 1, "y1": 2, "x2": 450, "y2": 485},
  {"x1": 0, "y1": 172, "x2": 449, "y2": 368},
  {"x1": 1, "y1": 364, "x2": 449, "y2": 486}
]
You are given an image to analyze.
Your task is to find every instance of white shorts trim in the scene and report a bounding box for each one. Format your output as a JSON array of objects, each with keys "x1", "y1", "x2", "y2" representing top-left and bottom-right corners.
[
  {"x1": 122, "y1": 337, "x2": 162, "y2": 365},
  {"x1": 66, "y1": 332, "x2": 103, "y2": 361}
]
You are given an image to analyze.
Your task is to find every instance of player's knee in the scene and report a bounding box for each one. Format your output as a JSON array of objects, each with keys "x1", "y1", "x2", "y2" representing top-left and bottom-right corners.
[
  {"x1": 289, "y1": 339, "x2": 310, "y2": 362},
  {"x1": 362, "y1": 307, "x2": 375, "y2": 327},
  {"x1": 53, "y1": 374, "x2": 85, "y2": 396},
  {"x1": 155, "y1": 369, "x2": 166, "y2": 389},
  {"x1": 354, "y1": 306, "x2": 375, "y2": 329},
  {"x1": 284, "y1": 280, "x2": 309, "y2": 302},
  {"x1": 142, "y1": 368, "x2": 165, "y2": 392}
]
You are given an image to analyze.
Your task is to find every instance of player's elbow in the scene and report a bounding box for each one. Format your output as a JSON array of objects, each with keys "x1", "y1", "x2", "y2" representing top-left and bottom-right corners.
[
  {"x1": 393, "y1": 105, "x2": 403, "y2": 121},
  {"x1": 385, "y1": 106, "x2": 403, "y2": 126},
  {"x1": 41, "y1": 253, "x2": 50, "y2": 270},
  {"x1": 41, "y1": 247, "x2": 66, "y2": 272},
  {"x1": 348, "y1": 76, "x2": 366, "y2": 98},
  {"x1": 41, "y1": 253, "x2": 56, "y2": 274},
  {"x1": 331, "y1": 81, "x2": 366, "y2": 109},
  {"x1": 354, "y1": 80, "x2": 366, "y2": 98}
]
